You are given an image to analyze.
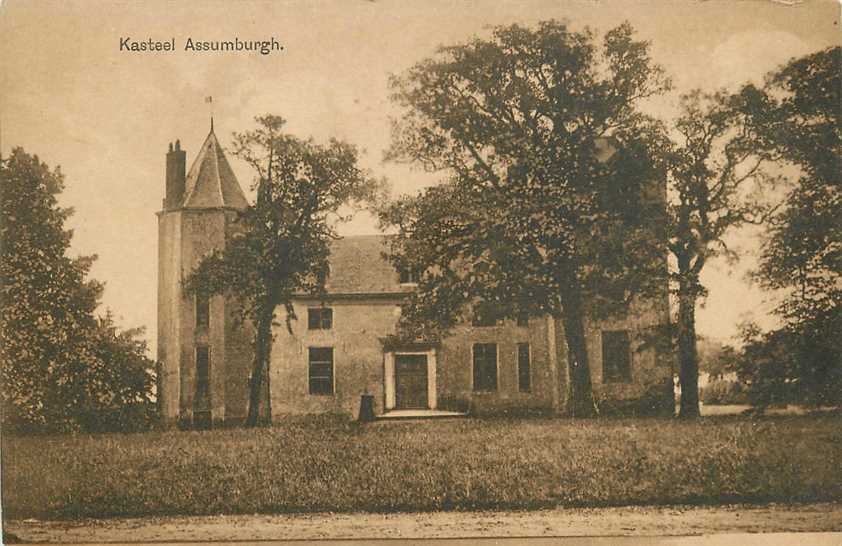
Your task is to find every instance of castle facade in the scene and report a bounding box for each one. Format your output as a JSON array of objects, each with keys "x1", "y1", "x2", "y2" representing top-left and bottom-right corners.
[{"x1": 157, "y1": 129, "x2": 674, "y2": 427}]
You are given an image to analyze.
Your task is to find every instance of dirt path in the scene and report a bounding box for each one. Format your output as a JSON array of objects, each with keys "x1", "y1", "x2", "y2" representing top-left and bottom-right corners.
[{"x1": 5, "y1": 503, "x2": 842, "y2": 543}]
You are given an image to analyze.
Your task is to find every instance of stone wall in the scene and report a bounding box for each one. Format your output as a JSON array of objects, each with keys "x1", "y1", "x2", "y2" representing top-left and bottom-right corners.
[
  {"x1": 158, "y1": 207, "x2": 254, "y2": 427},
  {"x1": 269, "y1": 298, "x2": 401, "y2": 418},
  {"x1": 266, "y1": 295, "x2": 674, "y2": 419},
  {"x1": 156, "y1": 211, "x2": 182, "y2": 425}
]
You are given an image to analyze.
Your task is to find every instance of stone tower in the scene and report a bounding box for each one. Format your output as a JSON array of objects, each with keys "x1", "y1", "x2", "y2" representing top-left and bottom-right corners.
[{"x1": 157, "y1": 127, "x2": 252, "y2": 428}]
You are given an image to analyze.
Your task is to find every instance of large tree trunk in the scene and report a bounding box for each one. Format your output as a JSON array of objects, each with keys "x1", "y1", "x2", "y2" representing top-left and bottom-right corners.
[
  {"x1": 558, "y1": 268, "x2": 596, "y2": 417},
  {"x1": 245, "y1": 303, "x2": 275, "y2": 427},
  {"x1": 677, "y1": 290, "x2": 700, "y2": 419}
]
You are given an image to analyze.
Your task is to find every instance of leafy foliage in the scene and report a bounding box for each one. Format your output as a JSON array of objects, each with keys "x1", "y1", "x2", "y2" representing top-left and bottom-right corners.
[
  {"x1": 748, "y1": 47, "x2": 840, "y2": 336},
  {"x1": 700, "y1": 379, "x2": 748, "y2": 406},
  {"x1": 733, "y1": 47, "x2": 841, "y2": 410},
  {"x1": 730, "y1": 320, "x2": 841, "y2": 410},
  {"x1": 184, "y1": 115, "x2": 384, "y2": 426},
  {"x1": 381, "y1": 21, "x2": 671, "y2": 416},
  {"x1": 696, "y1": 336, "x2": 737, "y2": 381},
  {"x1": 0, "y1": 148, "x2": 155, "y2": 433}
]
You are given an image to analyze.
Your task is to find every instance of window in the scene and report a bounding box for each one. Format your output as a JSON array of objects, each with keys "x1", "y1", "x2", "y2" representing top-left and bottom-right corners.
[
  {"x1": 602, "y1": 330, "x2": 632, "y2": 383},
  {"x1": 517, "y1": 343, "x2": 531, "y2": 392},
  {"x1": 399, "y1": 266, "x2": 420, "y2": 284},
  {"x1": 196, "y1": 291, "x2": 209, "y2": 328},
  {"x1": 308, "y1": 347, "x2": 334, "y2": 395},
  {"x1": 308, "y1": 308, "x2": 333, "y2": 330},
  {"x1": 473, "y1": 343, "x2": 497, "y2": 391},
  {"x1": 196, "y1": 346, "x2": 210, "y2": 398},
  {"x1": 472, "y1": 305, "x2": 499, "y2": 327},
  {"x1": 194, "y1": 346, "x2": 211, "y2": 429},
  {"x1": 316, "y1": 264, "x2": 330, "y2": 286}
]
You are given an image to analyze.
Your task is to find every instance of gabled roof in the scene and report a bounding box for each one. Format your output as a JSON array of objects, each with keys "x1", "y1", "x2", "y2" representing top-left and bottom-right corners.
[
  {"x1": 318, "y1": 235, "x2": 410, "y2": 296},
  {"x1": 181, "y1": 130, "x2": 249, "y2": 209}
]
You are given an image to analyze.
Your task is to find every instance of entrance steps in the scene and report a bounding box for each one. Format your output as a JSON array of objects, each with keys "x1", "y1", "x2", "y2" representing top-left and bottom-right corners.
[{"x1": 376, "y1": 409, "x2": 468, "y2": 421}]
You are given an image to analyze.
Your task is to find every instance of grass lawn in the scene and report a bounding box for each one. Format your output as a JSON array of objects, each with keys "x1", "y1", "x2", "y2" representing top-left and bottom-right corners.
[{"x1": 2, "y1": 415, "x2": 840, "y2": 519}]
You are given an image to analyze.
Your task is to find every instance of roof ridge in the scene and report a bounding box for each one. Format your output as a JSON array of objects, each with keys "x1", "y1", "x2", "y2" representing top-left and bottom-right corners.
[
  {"x1": 181, "y1": 131, "x2": 214, "y2": 206},
  {"x1": 212, "y1": 133, "x2": 225, "y2": 206}
]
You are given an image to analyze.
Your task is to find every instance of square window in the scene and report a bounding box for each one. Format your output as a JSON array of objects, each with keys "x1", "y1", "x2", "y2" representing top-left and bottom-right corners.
[
  {"x1": 517, "y1": 343, "x2": 531, "y2": 392},
  {"x1": 472, "y1": 305, "x2": 499, "y2": 327},
  {"x1": 308, "y1": 308, "x2": 333, "y2": 330},
  {"x1": 309, "y1": 347, "x2": 334, "y2": 395},
  {"x1": 473, "y1": 343, "x2": 497, "y2": 391},
  {"x1": 399, "y1": 266, "x2": 420, "y2": 284},
  {"x1": 602, "y1": 330, "x2": 632, "y2": 383}
]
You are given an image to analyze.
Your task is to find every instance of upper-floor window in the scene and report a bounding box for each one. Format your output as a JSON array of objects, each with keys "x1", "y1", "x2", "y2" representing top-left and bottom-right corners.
[
  {"x1": 308, "y1": 307, "x2": 333, "y2": 330},
  {"x1": 196, "y1": 291, "x2": 210, "y2": 328},
  {"x1": 602, "y1": 330, "x2": 632, "y2": 383},
  {"x1": 399, "y1": 266, "x2": 421, "y2": 284},
  {"x1": 472, "y1": 305, "x2": 500, "y2": 327},
  {"x1": 473, "y1": 342, "x2": 498, "y2": 392},
  {"x1": 316, "y1": 264, "x2": 330, "y2": 287}
]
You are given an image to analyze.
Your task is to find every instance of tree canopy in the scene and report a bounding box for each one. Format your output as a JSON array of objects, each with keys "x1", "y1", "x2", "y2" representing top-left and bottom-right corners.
[
  {"x1": 736, "y1": 47, "x2": 842, "y2": 409},
  {"x1": 748, "y1": 46, "x2": 840, "y2": 331},
  {"x1": 0, "y1": 148, "x2": 155, "y2": 433},
  {"x1": 381, "y1": 21, "x2": 672, "y2": 416}
]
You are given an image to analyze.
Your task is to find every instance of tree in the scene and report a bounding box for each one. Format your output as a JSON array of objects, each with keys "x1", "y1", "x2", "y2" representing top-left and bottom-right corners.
[
  {"x1": 185, "y1": 115, "x2": 383, "y2": 427},
  {"x1": 665, "y1": 90, "x2": 781, "y2": 419},
  {"x1": 740, "y1": 47, "x2": 841, "y2": 409},
  {"x1": 749, "y1": 47, "x2": 840, "y2": 350},
  {"x1": 0, "y1": 148, "x2": 155, "y2": 433},
  {"x1": 696, "y1": 335, "x2": 735, "y2": 381},
  {"x1": 381, "y1": 21, "x2": 671, "y2": 416}
]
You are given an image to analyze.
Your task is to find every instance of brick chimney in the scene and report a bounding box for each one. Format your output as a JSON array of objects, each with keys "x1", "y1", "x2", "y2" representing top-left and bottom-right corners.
[{"x1": 164, "y1": 140, "x2": 186, "y2": 210}]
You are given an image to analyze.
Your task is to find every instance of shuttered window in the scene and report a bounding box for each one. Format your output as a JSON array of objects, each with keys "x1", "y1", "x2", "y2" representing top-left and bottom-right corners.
[{"x1": 309, "y1": 347, "x2": 334, "y2": 395}]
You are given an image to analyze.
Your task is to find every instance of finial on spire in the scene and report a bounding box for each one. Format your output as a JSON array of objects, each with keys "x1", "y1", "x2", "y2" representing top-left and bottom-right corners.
[{"x1": 205, "y1": 96, "x2": 214, "y2": 133}]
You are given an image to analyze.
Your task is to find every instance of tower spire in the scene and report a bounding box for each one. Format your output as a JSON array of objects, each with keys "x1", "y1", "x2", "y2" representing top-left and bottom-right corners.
[{"x1": 210, "y1": 116, "x2": 214, "y2": 133}]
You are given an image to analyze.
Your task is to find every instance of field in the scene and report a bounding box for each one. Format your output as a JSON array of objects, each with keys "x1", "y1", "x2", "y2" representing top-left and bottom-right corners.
[{"x1": 2, "y1": 415, "x2": 840, "y2": 520}]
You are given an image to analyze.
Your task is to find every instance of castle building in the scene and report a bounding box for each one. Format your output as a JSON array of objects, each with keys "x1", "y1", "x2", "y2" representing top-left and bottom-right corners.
[{"x1": 157, "y1": 128, "x2": 674, "y2": 427}]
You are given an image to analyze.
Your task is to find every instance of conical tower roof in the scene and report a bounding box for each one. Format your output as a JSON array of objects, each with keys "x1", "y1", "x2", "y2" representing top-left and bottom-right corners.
[{"x1": 181, "y1": 129, "x2": 249, "y2": 209}]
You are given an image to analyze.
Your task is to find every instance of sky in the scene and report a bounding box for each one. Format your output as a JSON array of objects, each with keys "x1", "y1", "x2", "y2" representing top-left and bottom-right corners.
[{"x1": 1, "y1": 0, "x2": 839, "y2": 353}]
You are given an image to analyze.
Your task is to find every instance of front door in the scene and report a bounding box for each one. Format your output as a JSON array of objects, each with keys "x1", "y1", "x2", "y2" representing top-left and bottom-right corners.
[{"x1": 395, "y1": 354, "x2": 428, "y2": 409}]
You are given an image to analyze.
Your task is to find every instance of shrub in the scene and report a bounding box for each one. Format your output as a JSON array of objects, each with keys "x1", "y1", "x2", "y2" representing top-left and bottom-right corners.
[{"x1": 701, "y1": 379, "x2": 749, "y2": 405}]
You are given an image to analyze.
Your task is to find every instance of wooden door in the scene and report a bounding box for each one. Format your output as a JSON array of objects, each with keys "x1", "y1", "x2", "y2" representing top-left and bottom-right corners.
[{"x1": 395, "y1": 354, "x2": 428, "y2": 409}]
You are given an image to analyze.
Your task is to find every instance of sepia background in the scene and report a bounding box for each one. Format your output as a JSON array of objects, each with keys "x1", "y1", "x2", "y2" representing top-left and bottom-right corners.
[{"x1": 1, "y1": 0, "x2": 839, "y2": 353}]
